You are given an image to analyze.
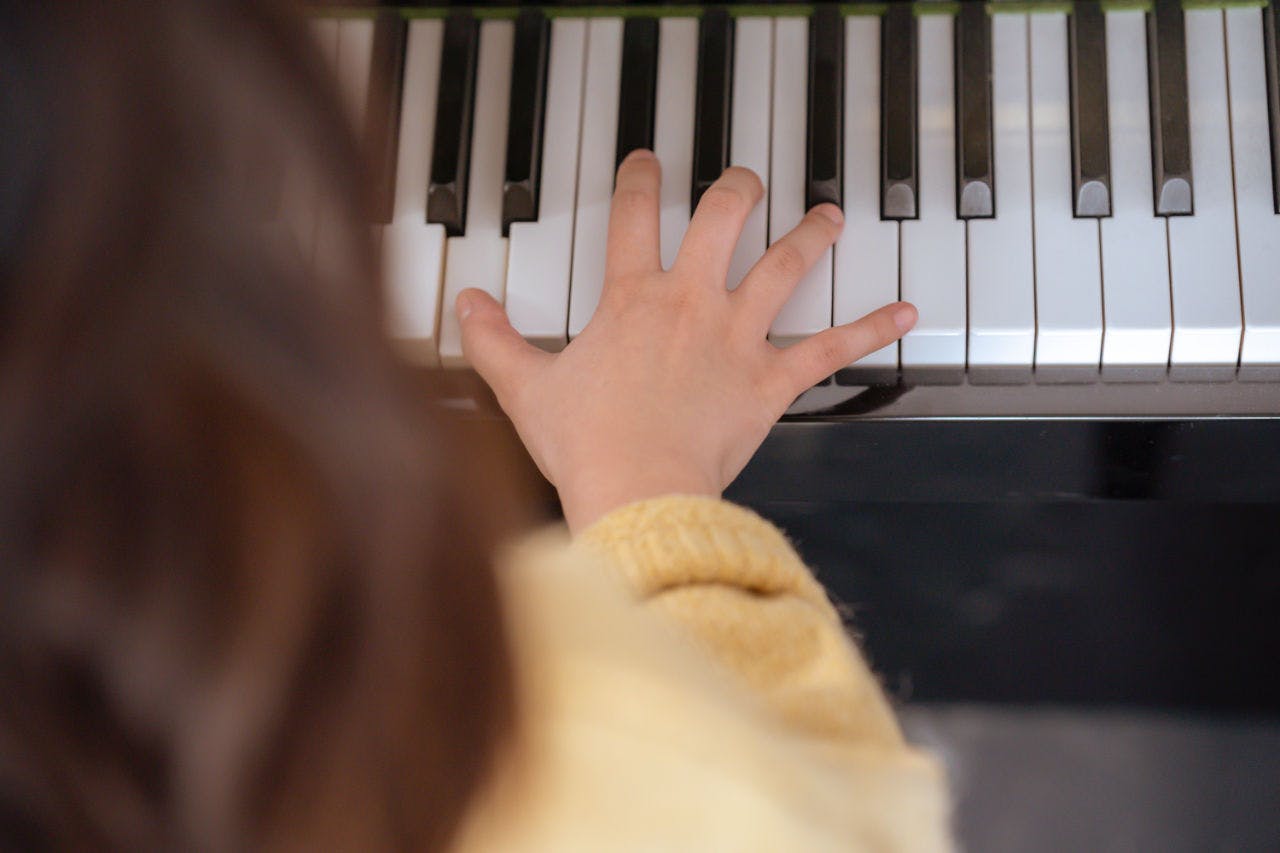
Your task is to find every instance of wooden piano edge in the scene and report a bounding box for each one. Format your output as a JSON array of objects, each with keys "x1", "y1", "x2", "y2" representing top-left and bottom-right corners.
[
  {"x1": 404, "y1": 367, "x2": 1280, "y2": 503},
  {"x1": 311, "y1": 2, "x2": 1270, "y2": 22},
  {"x1": 311, "y1": 2, "x2": 886, "y2": 20},
  {"x1": 413, "y1": 365, "x2": 1280, "y2": 420}
]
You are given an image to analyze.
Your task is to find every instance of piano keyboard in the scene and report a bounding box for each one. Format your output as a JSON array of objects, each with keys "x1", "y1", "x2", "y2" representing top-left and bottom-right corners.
[{"x1": 304, "y1": 3, "x2": 1280, "y2": 405}]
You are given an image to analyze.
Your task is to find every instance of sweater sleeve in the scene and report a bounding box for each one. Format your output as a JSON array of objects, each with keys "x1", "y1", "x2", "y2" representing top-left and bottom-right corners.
[{"x1": 572, "y1": 494, "x2": 906, "y2": 750}]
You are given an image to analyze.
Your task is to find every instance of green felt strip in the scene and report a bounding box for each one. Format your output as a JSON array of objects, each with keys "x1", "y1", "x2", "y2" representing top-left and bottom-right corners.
[
  {"x1": 330, "y1": 1, "x2": 1273, "y2": 23},
  {"x1": 988, "y1": 1, "x2": 1073, "y2": 12},
  {"x1": 913, "y1": 1, "x2": 962, "y2": 14}
]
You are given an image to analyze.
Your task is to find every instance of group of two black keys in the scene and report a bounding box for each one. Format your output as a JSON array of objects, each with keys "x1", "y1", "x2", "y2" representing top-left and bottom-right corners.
[{"x1": 355, "y1": 1, "x2": 1280, "y2": 241}]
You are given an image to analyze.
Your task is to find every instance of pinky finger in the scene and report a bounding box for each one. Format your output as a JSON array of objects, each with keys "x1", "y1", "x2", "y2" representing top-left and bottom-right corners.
[{"x1": 774, "y1": 302, "x2": 916, "y2": 397}]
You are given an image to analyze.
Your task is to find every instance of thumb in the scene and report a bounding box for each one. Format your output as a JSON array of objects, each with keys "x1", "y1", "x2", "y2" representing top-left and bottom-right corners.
[{"x1": 455, "y1": 288, "x2": 549, "y2": 402}]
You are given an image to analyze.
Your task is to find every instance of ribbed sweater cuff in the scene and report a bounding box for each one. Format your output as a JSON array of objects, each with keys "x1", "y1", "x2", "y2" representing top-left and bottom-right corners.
[{"x1": 572, "y1": 495, "x2": 834, "y2": 614}]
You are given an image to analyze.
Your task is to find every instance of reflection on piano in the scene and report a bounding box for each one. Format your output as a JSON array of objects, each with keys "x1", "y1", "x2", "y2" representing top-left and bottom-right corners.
[{"x1": 301, "y1": 1, "x2": 1280, "y2": 421}]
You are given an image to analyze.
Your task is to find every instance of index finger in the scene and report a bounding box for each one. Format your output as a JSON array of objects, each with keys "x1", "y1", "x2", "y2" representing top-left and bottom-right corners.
[{"x1": 605, "y1": 149, "x2": 662, "y2": 283}]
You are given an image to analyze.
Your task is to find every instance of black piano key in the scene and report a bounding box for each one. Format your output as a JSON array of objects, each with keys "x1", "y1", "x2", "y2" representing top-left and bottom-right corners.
[
  {"x1": 427, "y1": 12, "x2": 479, "y2": 236},
  {"x1": 1264, "y1": 2, "x2": 1280, "y2": 214},
  {"x1": 881, "y1": 4, "x2": 918, "y2": 220},
  {"x1": 502, "y1": 9, "x2": 551, "y2": 236},
  {"x1": 807, "y1": 5, "x2": 844, "y2": 210},
  {"x1": 365, "y1": 13, "x2": 408, "y2": 225},
  {"x1": 615, "y1": 17, "x2": 660, "y2": 169},
  {"x1": 1146, "y1": 0, "x2": 1193, "y2": 216},
  {"x1": 953, "y1": 2, "x2": 994, "y2": 219},
  {"x1": 1068, "y1": 0, "x2": 1112, "y2": 218},
  {"x1": 692, "y1": 8, "x2": 734, "y2": 211}
]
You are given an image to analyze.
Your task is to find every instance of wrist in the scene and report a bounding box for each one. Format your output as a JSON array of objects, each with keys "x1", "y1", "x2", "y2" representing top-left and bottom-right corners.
[{"x1": 558, "y1": 466, "x2": 720, "y2": 534}]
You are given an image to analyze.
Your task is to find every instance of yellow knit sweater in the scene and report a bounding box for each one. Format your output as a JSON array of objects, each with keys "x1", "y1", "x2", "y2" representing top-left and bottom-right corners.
[{"x1": 452, "y1": 495, "x2": 952, "y2": 852}]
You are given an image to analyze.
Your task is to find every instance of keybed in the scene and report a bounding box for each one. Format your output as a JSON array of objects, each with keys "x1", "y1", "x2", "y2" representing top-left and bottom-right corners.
[{"x1": 308, "y1": 4, "x2": 1280, "y2": 388}]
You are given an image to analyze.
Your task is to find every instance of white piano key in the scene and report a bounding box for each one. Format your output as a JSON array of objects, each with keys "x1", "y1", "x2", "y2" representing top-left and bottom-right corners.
[
  {"x1": 506, "y1": 19, "x2": 587, "y2": 353},
  {"x1": 1030, "y1": 12, "x2": 1102, "y2": 382},
  {"x1": 438, "y1": 20, "x2": 514, "y2": 367},
  {"x1": 834, "y1": 15, "x2": 899, "y2": 384},
  {"x1": 654, "y1": 18, "x2": 698, "y2": 269},
  {"x1": 1166, "y1": 9, "x2": 1241, "y2": 380},
  {"x1": 1100, "y1": 10, "x2": 1173, "y2": 382},
  {"x1": 966, "y1": 12, "x2": 1035, "y2": 385},
  {"x1": 1225, "y1": 8, "x2": 1280, "y2": 381},
  {"x1": 336, "y1": 18, "x2": 375, "y2": 131},
  {"x1": 384, "y1": 20, "x2": 446, "y2": 366},
  {"x1": 769, "y1": 16, "x2": 832, "y2": 348},
  {"x1": 900, "y1": 14, "x2": 966, "y2": 384},
  {"x1": 727, "y1": 18, "x2": 773, "y2": 291},
  {"x1": 568, "y1": 19, "x2": 623, "y2": 339}
]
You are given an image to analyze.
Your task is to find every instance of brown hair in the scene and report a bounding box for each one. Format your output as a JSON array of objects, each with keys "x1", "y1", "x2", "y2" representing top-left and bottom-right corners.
[{"x1": 0, "y1": 1, "x2": 527, "y2": 849}]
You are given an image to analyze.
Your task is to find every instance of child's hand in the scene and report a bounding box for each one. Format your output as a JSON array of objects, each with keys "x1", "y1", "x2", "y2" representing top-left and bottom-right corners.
[{"x1": 455, "y1": 150, "x2": 916, "y2": 533}]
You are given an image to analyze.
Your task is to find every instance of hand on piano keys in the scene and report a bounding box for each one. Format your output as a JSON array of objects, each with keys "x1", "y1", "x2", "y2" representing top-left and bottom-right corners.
[
  {"x1": 450, "y1": 150, "x2": 914, "y2": 531},
  {"x1": 304, "y1": 2, "x2": 1280, "y2": 393}
]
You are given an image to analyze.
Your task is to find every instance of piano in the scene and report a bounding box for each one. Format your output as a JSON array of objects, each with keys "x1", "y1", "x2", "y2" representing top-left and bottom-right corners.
[
  {"x1": 298, "y1": 0, "x2": 1280, "y2": 495},
  {"x1": 303, "y1": 0, "x2": 1280, "y2": 408},
  {"x1": 303, "y1": 0, "x2": 1280, "y2": 709}
]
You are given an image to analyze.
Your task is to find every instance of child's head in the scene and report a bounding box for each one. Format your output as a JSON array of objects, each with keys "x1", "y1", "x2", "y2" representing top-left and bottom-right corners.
[{"x1": 0, "y1": 2, "x2": 524, "y2": 848}]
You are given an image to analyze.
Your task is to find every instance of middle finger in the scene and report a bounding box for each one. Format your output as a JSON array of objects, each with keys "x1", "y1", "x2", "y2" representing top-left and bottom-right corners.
[{"x1": 672, "y1": 167, "x2": 765, "y2": 285}]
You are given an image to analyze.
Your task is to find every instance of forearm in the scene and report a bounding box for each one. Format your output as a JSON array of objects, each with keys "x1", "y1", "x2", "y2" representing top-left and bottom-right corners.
[{"x1": 572, "y1": 495, "x2": 904, "y2": 748}]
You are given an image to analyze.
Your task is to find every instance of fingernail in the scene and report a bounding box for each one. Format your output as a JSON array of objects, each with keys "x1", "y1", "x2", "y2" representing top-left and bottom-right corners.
[
  {"x1": 456, "y1": 293, "x2": 474, "y2": 321},
  {"x1": 814, "y1": 203, "x2": 844, "y2": 226},
  {"x1": 893, "y1": 304, "x2": 917, "y2": 334},
  {"x1": 623, "y1": 148, "x2": 656, "y2": 162}
]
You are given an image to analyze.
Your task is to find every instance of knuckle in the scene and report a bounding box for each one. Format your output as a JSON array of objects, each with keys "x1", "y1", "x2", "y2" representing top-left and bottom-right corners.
[
  {"x1": 658, "y1": 277, "x2": 702, "y2": 309},
  {"x1": 666, "y1": 288, "x2": 701, "y2": 318},
  {"x1": 813, "y1": 335, "x2": 849, "y2": 371},
  {"x1": 769, "y1": 242, "x2": 808, "y2": 279},
  {"x1": 618, "y1": 155, "x2": 661, "y2": 186},
  {"x1": 804, "y1": 209, "x2": 841, "y2": 241},
  {"x1": 612, "y1": 187, "x2": 654, "y2": 216},
  {"x1": 696, "y1": 184, "x2": 745, "y2": 220},
  {"x1": 873, "y1": 311, "x2": 901, "y2": 343},
  {"x1": 721, "y1": 166, "x2": 765, "y2": 201},
  {"x1": 736, "y1": 166, "x2": 767, "y2": 199}
]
